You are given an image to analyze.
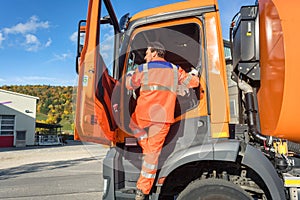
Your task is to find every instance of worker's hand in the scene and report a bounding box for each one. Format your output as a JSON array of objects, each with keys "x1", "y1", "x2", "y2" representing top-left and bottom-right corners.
[
  {"x1": 189, "y1": 68, "x2": 199, "y2": 76},
  {"x1": 177, "y1": 84, "x2": 190, "y2": 96},
  {"x1": 126, "y1": 70, "x2": 135, "y2": 77}
]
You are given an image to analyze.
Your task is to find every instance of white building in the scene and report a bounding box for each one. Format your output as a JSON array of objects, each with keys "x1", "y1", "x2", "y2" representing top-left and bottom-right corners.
[{"x1": 0, "y1": 89, "x2": 39, "y2": 147}]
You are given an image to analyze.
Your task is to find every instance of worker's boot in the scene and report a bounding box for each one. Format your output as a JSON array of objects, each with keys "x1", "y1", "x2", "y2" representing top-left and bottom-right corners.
[{"x1": 135, "y1": 189, "x2": 145, "y2": 200}]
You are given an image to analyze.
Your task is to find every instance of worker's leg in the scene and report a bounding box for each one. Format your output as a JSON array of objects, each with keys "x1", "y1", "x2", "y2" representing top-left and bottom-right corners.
[
  {"x1": 136, "y1": 123, "x2": 170, "y2": 195},
  {"x1": 129, "y1": 113, "x2": 148, "y2": 141}
]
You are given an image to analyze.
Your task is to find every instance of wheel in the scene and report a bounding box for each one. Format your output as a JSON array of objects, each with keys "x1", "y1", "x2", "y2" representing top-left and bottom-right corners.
[{"x1": 177, "y1": 178, "x2": 252, "y2": 200}]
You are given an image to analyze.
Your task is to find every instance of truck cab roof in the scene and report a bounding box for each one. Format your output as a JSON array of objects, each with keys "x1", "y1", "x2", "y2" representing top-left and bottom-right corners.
[{"x1": 130, "y1": 0, "x2": 219, "y2": 22}]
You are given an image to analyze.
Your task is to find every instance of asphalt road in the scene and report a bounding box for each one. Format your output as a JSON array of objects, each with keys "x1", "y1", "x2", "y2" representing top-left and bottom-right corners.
[{"x1": 0, "y1": 141, "x2": 109, "y2": 200}]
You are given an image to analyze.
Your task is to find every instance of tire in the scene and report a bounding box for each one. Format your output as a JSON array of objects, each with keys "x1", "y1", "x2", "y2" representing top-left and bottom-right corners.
[{"x1": 177, "y1": 178, "x2": 252, "y2": 200}]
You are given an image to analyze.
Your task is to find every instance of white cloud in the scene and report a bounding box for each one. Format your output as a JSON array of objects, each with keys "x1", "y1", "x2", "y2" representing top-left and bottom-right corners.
[
  {"x1": 0, "y1": 32, "x2": 5, "y2": 47},
  {"x1": 3, "y1": 16, "x2": 49, "y2": 35},
  {"x1": 24, "y1": 76, "x2": 55, "y2": 81},
  {"x1": 24, "y1": 34, "x2": 41, "y2": 52},
  {"x1": 101, "y1": 52, "x2": 109, "y2": 60},
  {"x1": 99, "y1": 30, "x2": 114, "y2": 65},
  {"x1": 25, "y1": 46, "x2": 39, "y2": 52},
  {"x1": 101, "y1": 44, "x2": 112, "y2": 51},
  {"x1": 54, "y1": 53, "x2": 70, "y2": 60},
  {"x1": 45, "y1": 38, "x2": 52, "y2": 47},
  {"x1": 44, "y1": 52, "x2": 72, "y2": 63},
  {"x1": 70, "y1": 31, "x2": 77, "y2": 43},
  {"x1": 0, "y1": 16, "x2": 51, "y2": 51},
  {"x1": 103, "y1": 24, "x2": 112, "y2": 30},
  {"x1": 19, "y1": 76, "x2": 54, "y2": 83},
  {"x1": 1, "y1": 76, "x2": 56, "y2": 86},
  {"x1": 25, "y1": 34, "x2": 39, "y2": 44},
  {"x1": 1, "y1": 76, "x2": 76, "y2": 86}
]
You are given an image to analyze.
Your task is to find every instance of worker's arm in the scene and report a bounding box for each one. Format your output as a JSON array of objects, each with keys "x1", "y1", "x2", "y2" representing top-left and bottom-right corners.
[
  {"x1": 126, "y1": 68, "x2": 141, "y2": 90},
  {"x1": 178, "y1": 67, "x2": 199, "y2": 88}
]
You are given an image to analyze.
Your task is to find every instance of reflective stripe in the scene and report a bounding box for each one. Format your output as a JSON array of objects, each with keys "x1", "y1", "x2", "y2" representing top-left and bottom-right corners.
[
  {"x1": 143, "y1": 161, "x2": 157, "y2": 170},
  {"x1": 183, "y1": 74, "x2": 192, "y2": 86},
  {"x1": 141, "y1": 63, "x2": 178, "y2": 93},
  {"x1": 132, "y1": 129, "x2": 147, "y2": 140},
  {"x1": 141, "y1": 170, "x2": 156, "y2": 179},
  {"x1": 143, "y1": 63, "x2": 148, "y2": 84},
  {"x1": 171, "y1": 64, "x2": 178, "y2": 92},
  {"x1": 130, "y1": 79, "x2": 135, "y2": 88},
  {"x1": 132, "y1": 129, "x2": 142, "y2": 134},
  {"x1": 137, "y1": 133, "x2": 148, "y2": 141},
  {"x1": 141, "y1": 85, "x2": 172, "y2": 92}
]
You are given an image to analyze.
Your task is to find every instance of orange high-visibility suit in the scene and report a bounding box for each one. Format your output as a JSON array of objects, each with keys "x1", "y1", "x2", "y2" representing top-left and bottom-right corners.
[{"x1": 126, "y1": 60, "x2": 199, "y2": 195}]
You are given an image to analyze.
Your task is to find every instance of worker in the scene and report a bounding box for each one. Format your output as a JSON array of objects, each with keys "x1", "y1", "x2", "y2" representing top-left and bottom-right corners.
[{"x1": 126, "y1": 41, "x2": 199, "y2": 200}]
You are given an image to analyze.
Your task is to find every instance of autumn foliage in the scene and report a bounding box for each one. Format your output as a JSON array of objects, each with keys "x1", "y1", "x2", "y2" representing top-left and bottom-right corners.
[{"x1": 0, "y1": 85, "x2": 74, "y2": 132}]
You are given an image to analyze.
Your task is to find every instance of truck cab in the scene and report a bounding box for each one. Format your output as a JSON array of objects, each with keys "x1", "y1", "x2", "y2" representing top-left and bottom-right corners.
[{"x1": 74, "y1": 0, "x2": 300, "y2": 199}]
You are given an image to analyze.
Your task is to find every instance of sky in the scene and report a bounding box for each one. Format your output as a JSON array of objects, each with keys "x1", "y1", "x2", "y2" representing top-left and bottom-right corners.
[{"x1": 0, "y1": 0, "x2": 254, "y2": 86}]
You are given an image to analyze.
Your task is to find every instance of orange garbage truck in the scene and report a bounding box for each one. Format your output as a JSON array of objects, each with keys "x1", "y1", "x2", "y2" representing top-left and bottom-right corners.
[{"x1": 74, "y1": 0, "x2": 300, "y2": 199}]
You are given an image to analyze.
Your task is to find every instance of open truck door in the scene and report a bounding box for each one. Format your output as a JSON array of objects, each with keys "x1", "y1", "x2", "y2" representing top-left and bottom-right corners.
[{"x1": 74, "y1": 0, "x2": 121, "y2": 145}]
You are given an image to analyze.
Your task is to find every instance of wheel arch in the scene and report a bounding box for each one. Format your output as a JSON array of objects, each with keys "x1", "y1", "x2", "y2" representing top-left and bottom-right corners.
[
  {"x1": 155, "y1": 142, "x2": 286, "y2": 200},
  {"x1": 241, "y1": 144, "x2": 286, "y2": 200},
  {"x1": 155, "y1": 141, "x2": 240, "y2": 198},
  {"x1": 157, "y1": 140, "x2": 240, "y2": 181}
]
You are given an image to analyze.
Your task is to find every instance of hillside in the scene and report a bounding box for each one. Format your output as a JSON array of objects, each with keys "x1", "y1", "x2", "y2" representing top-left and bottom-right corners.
[{"x1": 0, "y1": 85, "x2": 75, "y2": 134}]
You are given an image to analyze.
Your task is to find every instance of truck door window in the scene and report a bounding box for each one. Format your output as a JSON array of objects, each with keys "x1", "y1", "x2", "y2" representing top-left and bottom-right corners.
[
  {"x1": 127, "y1": 22, "x2": 202, "y2": 117},
  {"x1": 128, "y1": 23, "x2": 200, "y2": 71},
  {"x1": 99, "y1": 2, "x2": 115, "y2": 77}
]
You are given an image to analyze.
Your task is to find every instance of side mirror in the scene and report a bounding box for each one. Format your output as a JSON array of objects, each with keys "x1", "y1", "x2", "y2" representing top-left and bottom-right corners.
[
  {"x1": 119, "y1": 13, "x2": 130, "y2": 32},
  {"x1": 76, "y1": 20, "x2": 86, "y2": 74},
  {"x1": 77, "y1": 20, "x2": 86, "y2": 56}
]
